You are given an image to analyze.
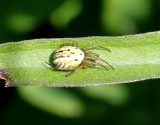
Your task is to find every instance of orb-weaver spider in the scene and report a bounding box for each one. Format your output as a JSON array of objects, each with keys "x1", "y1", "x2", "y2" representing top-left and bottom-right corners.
[{"x1": 46, "y1": 43, "x2": 114, "y2": 77}]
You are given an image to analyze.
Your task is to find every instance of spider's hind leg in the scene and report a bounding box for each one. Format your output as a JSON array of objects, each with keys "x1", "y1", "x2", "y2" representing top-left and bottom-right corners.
[
  {"x1": 65, "y1": 65, "x2": 83, "y2": 77},
  {"x1": 45, "y1": 62, "x2": 55, "y2": 69}
]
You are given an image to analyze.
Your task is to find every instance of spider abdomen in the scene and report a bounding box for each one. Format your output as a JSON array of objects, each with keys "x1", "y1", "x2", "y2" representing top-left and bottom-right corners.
[{"x1": 53, "y1": 46, "x2": 85, "y2": 70}]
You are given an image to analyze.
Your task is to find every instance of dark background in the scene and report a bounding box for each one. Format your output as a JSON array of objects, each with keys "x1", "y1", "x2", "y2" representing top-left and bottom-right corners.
[{"x1": 0, "y1": 0, "x2": 160, "y2": 125}]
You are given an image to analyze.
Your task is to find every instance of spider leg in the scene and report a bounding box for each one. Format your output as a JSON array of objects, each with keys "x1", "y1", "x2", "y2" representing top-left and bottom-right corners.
[
  {"x1": 61, "y1": 43, "x2": 78, "y2": 47},
  {"x1": 82, "y1": 45, "x2": 111, "y2": 52},
  {"x1": 45, "y1": 62, "x2": 55, "y2": 69},
  {"x1": 46, "y1": 62, "x2": 52, "y2": 67},
  {"x1": 65, "y1": 65, "x2": 83, "y2": 77},
  {"x1": 85, "y1": 50, "x2": 99, "y2": 57},
  {"x1": 83, "y1": 60, "x2": 109, "y2": 70},
  {"x1": 85, "y1": 57, "x2": 115, "y2": 70}
]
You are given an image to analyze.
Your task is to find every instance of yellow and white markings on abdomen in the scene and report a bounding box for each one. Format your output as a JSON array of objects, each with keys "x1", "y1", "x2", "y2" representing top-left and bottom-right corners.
[{"x1": 53, "y1": 46, "x2": 85, "y2": 70}]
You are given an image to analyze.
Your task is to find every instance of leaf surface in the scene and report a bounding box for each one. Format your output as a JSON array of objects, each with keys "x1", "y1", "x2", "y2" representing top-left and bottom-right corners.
[{"x1": 0, "y1": 32, "x2": 160, "y2": 87}]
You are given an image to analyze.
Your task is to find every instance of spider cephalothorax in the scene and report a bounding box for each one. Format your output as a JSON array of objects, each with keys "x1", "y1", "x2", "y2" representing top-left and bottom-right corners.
[{"x1": 47, "y1": 43, "x2": 114, "y2": 77}]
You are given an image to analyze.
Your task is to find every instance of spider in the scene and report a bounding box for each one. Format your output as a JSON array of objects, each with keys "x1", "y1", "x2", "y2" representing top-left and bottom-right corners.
[{"x1": 46, "y1": 43, "x2": 114, "y2": 77}]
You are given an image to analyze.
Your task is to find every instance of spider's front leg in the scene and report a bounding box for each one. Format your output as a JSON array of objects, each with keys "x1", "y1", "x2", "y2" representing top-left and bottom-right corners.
[
  {"x1": 83, "y1": 60, "x2": 109, "y2": 70},
  {"x1": 61, "y1": 43, "x2": 78, "y2": 47},
  {"x1": 84, "y1": 50, "x2": 100, "y2": 58},
  {"x1": 82, "y1": 45, "x2": 111, "y2": 52},
  {"x1": 85, "y1": 57, "x2": 115, "y2": 70}
]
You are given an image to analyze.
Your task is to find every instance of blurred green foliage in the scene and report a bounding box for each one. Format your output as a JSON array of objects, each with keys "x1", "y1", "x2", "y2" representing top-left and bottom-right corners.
[
  {"x1": 0, "y1": 0, "x2": 160, "y2": 125},
  {"x1": 101, "y1": 0, "x2": 151, "y2": 35}
]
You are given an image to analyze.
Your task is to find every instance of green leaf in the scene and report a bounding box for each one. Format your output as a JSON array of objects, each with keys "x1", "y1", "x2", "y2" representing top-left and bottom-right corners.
[
  {"x1": 50, "y1": 0, "x2": 82, "y2": 29},
  {"x1": 79, "y1": 85, "x2": 130, "y2": 106},
  {"x1": 0, "y1": 31, "x2": 160, "y2": 87},
  {"x1": 17, "y1": 87, "x2": 85, "y2": 117},
  {"x1": 101, "y1": 0, "x2": 151, "y2": 35}
]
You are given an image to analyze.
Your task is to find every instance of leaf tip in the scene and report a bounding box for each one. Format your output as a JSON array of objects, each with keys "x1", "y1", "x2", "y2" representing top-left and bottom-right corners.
[{"x1": 0, "y1": 69, "x2": 15, "y2": 87}]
